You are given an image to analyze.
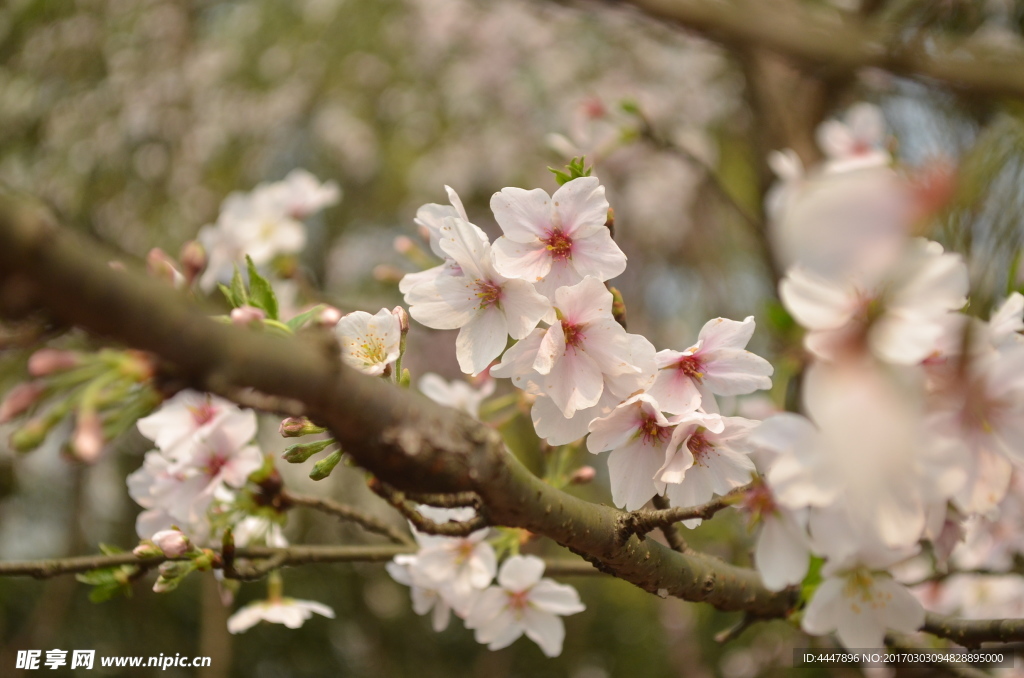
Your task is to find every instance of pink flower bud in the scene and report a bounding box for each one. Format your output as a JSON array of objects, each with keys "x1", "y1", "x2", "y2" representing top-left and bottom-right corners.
[
  {"x1": 318, "y1": 306, "x2": 342, "y2": 326},
  {"x1": 231, "y1": 306, "x2": 266, "y2": 326},
  {"x1": 72, "y1": 410, "x2": 104, "y2": 463},
  {"x1": 0, "y1": 382, "x2": 45, "y2": 423},
  {"x1": 146, "y1": 248, "x2": 185, "y2": 288},
  {"x1": 391, "y1": 306, "x2": 410, "y2": 334},
  {"x1": 393, "y1": 235, "x2": 415, "y2": 254},
  {"x1": 28, "y1": 348, "x2": 80, "y2": 376},
  {"x1": 178, "y1": 240, "x2": 206, "y2": 284},
  {"x1": 133, "y1": 542, "x2": 163, "y2": 558},
  {"x1": 569, "y1": 465, "x2": 597, "y2": 485},
  {"x1": 152, "y1": 529, "x2": 191, "y2": 558}
]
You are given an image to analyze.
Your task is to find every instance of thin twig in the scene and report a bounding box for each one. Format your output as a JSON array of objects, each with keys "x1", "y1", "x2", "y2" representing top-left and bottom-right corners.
[
  {"x1": 284, "y1": 493, "x2": 413, "y2": 545},
  {"x1": 887, "y1": 633, "x2": 995, "y2": 678},
  {"x1": 650, "y1": 494, "x2": 689, "y2": 553},
  {"x1": 369, "y1": 480, "x2": 489, "y2": 537},
  {"x1": 404, "y1": 491, "x2": 482, "y2": 509},
  {"x1": 619, "y1": 484, "x2": 750, "y2": 541}
]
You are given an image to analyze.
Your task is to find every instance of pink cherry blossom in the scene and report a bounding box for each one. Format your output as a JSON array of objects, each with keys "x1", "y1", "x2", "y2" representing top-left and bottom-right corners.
[
  {"x1": 816, "y1": 103, "x2": 891, "y2": 174},
  {"x1": 647, "y1": 316, "x2": 773, "y2": 415},
  {"x1": 406, "y1": 217, "x2": 550, "y2": 375},
  {"x1": 227, "y1": 597, "x2": 335, "y2": 633},
  {"x1": 386, "y1": 554, "x2": 455, "y2": 632},
  {"x1": 137, "y1": 390, "x2": 243, "y2": 461},
  {"x1": 490, "y1": 177, "x2": 625, "y2": 299},
  {"x1": 419, "y1": 373, "x2": 496, "y2": 420}
]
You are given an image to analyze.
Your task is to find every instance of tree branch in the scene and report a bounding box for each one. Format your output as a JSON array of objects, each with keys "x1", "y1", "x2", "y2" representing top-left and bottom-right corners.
[
  {"x1": 0, "y1": 547, "x2": 604, "y2": 579},
  {"x1": 283, "y1": 492, "x2": 413, "y2": 545},
  {"x1": 923, "y1": 613, "x2": 1024, "y2": 648},
  {"x1": 369, "y1": 480, "x2": 490, "y2": 537},
  {"x1": 620, "y1": 485, "x2": 749, "y2": 541},
  {"x1": 605, "y1": 0, "x2": 1024, "y2": 100}
]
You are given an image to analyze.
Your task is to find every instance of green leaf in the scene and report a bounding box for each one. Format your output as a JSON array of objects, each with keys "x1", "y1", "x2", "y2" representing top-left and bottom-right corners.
[
  {"x1": 547, "y1": 157, "x2": 592, "y2": 186},
  {"x1": 98, "y1": 543, "x2": 125, "y2": 556},
  {"x1": 285, "y1": 304, "x2": 326, "y2": 332},
  {"x1": 76, "y1": 568, "x2": 119, "y2": 586},
  {"x1": 799, "y1": 556, "x2": 825, "y2": 606},
  {"x1": 245, "y1": 256, "x2": 279, "y2": 320},
  {"x1": 229, "y1": 266, "x2": 247, "y2": 309},
  {"x1": 88, "y1": 583, "x2": 126, "y2": 604},
  {"x1": 218, "y1": 283, "x2": 237, "y2": 307}
]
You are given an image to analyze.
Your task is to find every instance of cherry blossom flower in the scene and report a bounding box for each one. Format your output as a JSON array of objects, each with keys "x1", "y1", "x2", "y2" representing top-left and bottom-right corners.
[
  {"x1": 419, "y1": 373, "x2": 496, "y2": 419},
  {"x1": 587, "y1": 394, "x2": 677, "y2": 511},
  {"x1": 408, "y1": 506, "x2": 497, "y2": 614},
  {"x1": 406, "y1": 217, "x2": 550, "y2": 375},
  {"x1": 495, "y1": 277, "x2": 648, "y2": 417},
  {"x1": 267, "y1": 168, "x2": 341, "y2": 219},
  {"x1": 490, "y1": 177, "x2": 625, "y2": 299},
  {"x1": 150, "y1": 529, "x2": 191, "y2": 557},
  {"x1": 137, "y1": 390, "x2": 242, "y2": 460},
  {"x1": 803, "y1": 561, "x2": 924, "y2": 649},
  {"x1": 741, "y1": 483, "x2": 811, "y2": 591},
  {"x1": 399, "y1": 186, "x2": 482, "y2": 296},
  {"x1": 227, "y1": 597, "x2": 335, "y2": 633},
  {"x1": 386, "y1": 554, "x2": 455, "y2": 632},
  {"x1": 335, "y1": 308, "x2": 402, "y2": 376},
  {"x1": 464, "y1": 555, "x2": 585, "y2": 657},
  {"x1": 780, "y1": 238, "x2": 968, "y2": 364},
  {"x1": 757, "y1": 363, "x2": 965, "y2": 558},
  {"x1": 816, "y1": 103, "x2": 891, "y2": 174},
  {"x1": 647, "y1": 316, "x2": 773, "y2": 415},
  {"x1": 658, "y1": 411, "x2": 757, "y2": 527}
]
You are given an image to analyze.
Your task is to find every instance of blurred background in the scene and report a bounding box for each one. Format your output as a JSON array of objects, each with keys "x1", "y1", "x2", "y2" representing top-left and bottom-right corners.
[{"x1": 1, "y1": 0, "x2": 1024, "y2": 675}]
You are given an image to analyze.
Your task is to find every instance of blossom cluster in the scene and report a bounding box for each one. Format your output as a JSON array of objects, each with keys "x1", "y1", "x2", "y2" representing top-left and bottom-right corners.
[
  {"x1": 752, "y1": 102, "x2": 1024, "y2": 649},
  {"x1": 386, "y1": 507, "x2": 585, "y2": 657},
  {"x1": 198, "y1": 169, "x2": 340, "y2": 291},
  {"x1": 127, "y1": 390, "x2": 269, "y2": 547}
]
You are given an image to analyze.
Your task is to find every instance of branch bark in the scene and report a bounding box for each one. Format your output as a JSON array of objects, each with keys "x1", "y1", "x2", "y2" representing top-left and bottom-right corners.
[{"x1": 607, "y1": 0, "x2": 1024, "y2": 100}]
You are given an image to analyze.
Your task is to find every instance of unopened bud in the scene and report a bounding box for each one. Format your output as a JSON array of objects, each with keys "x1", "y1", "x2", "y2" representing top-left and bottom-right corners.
[
  {"x1": 119, "y1": 350, "x2": 157, "y2": 381},
  {"x1": 392, "y1": 306, "x2": 410, "y2": 334},
  {"x1": 178, "y1": 240, "x2": 206, "y2": 284},
  {"x1": 282, "y1": 438, "x2": 335, "y2": 463},
  {"x1": 231, "y1": 306, "x2": 266, "y2": 326},
  {"x1": 393, "y1": 235, "x2": 415, "y2": 254},
  {"x1": 72, "y1": 409, "x2": 104, "y2": 463},
  {"x1": 318, "y1": 306, "x2": 342, "y2": 326},
  {"x1": 152, "y1": 529, "x2": 191, "y2": 558},
  {"x1": 309, "y1": 448, "x2": 343, "y2": 480},
  {"x1": 146, "y1": 248, "x2": 185, "y2": 288},
  {"x1": 10, "y1": 417, "x2": 51, "y2": 452},
  {"x1": 569, "y1": 465, "x2": 597, "y2": 485},
  {"x1": 608, "y1": 286, "x2": 626, "y2": 329},
  {"x1": 0, "y1": 382, "x2": 45, "y2": 422},
  {"x1": 279, "y1": 416, "x2": 327, "y2": 438},
  {"x1": 132, "y1": 542, "x2": 163, "y2": 558},
  {"x1": 28, "y1": 349, "x2": 80, "y2": 376}
]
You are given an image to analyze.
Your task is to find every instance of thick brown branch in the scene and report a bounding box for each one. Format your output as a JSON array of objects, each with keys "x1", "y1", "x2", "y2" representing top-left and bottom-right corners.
[
  {"x1": 607, "y1": 0, "x2": 1024, "y2": 100},
  {"x1": 923, "y1": 613, "x2": 1024, "y2": 648},
  {"x1": 283, "y1": 493, "x2": 413, "y2": 545}
]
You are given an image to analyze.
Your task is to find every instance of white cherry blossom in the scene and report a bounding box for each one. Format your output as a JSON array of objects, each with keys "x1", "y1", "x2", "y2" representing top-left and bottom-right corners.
[
  {"x1": 490, "y1": 177, "x2": 625, "y2": 299},
  {"x1": 408, "y1": 506, "x2": 497, "y2": 614},
  {"x1": 335, "y1": 308, "x2": 402, "y2": 376},
  {"x1": 816, "y1": 103, "x2": 891, "y2": 174},
  {"x1": 267, "y1": 168, "x2": 341, "y2": 219},
  {"x1": 399, "y1": 186, "x2": 480, "y2": 296},
  {"x1": 386, "y1": 554, "x2": 454, "y2": 632},
  {"x1": 137, "y1": 390, "x2": 242, "y2": 460},
  {"x1": 587, "y1": 394, "x2": 678, "y2": 511},
  {"x1": 803, "y1": 564, "x2": 924, "y2": 649},
  {"x1": 780, "y1": 238, "x2": 968, "y2": 364},
  {"x1": 659, "y1": 411, "x2": 756, "y2": 527},
  {"x1": 227, "y1": 597, "x2": 335, "y2": 633},
  {"x1": 647, "y1": 316, "x2": 773, "y2": 415},
  {"x1": 464, "y1": 555, "x2": 585, "y2": 657},
  {"x1": 406, "y1": 217, "x2": 550, "y2": 375},
  {"x1": 505, "y1": 277, "x2": 647, "y2": 417},
  {"x1": 740, "y1": 482, "x2": 811, "y2": 591}
]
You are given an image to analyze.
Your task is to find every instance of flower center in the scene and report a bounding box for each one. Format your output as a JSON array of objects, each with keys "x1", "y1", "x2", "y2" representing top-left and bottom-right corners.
[
  {"x1": 454, "y1": 540, "x2": 475, "y2": 565},
  {"x1": 673, "y1": 353, "x2": 705, "y2": 382},
  {"x1": 543, "y1": 229, "x2": 573, "y2": 262},
  {"x1": 742, "y1": 482, "x2": 778, "y2": 516},
  {"x1": 188, "y1": 401, "x2": 219, "y2": 426},
  {"x1": 507, "y1": 589, "x2": 530, "y2": 613},
  {"x1": 353, "y1": 335, "x2": 387, "y2": 366},
  {"x1": 842, "y1": 568, "x2": 886, "y2": 613},
  {"x1": 475, "y1": 279, "x2": 503, "y2": 309},
  {"x1": 687, "y1": 431, "x2": 714, "y2": 466},
  {"x1": 638, "y1": 414, "x2": 671, "y2": 446},
  {"x1": 205, "y1": 452, "x2": 229, "y2": 479},
  {"x1": 561, "y1": 320, "x2": 585, "y2": 350}
]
